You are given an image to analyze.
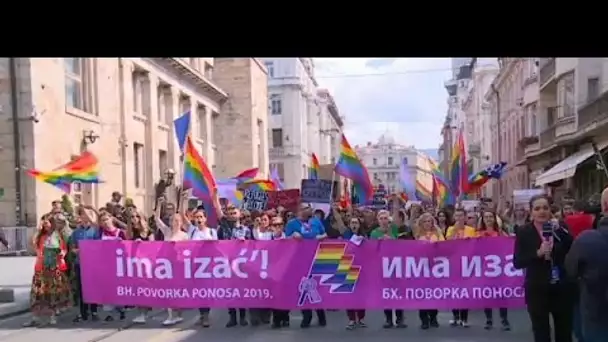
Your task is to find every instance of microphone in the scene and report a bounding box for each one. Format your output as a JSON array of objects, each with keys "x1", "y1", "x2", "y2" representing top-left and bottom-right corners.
[{"x1": 542, "y1": 222, "x2": 553, "y2": 260}]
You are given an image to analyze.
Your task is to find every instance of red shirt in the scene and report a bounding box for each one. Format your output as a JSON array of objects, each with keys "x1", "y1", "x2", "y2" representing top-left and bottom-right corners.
[{"x1": 564, "y1": 212, "x2": 594, "y2": 238}]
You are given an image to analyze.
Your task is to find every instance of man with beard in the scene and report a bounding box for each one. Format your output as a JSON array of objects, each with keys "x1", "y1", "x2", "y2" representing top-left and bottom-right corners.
[
  {"x1": 565, "y1": 187, "x2": 608, "y2": 342},
  {"x1": 285, "y1": 204, "x2": 327, "y2": 328}
]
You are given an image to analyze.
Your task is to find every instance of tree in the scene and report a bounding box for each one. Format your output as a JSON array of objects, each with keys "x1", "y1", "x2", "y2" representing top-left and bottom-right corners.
[{"x1": 60, "y1": 194, "x2": 76, "y2": 228}]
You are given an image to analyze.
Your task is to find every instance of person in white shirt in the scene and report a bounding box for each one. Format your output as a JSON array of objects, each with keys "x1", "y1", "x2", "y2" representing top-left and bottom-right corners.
[
  {"x1": 189, "y1": 208, "x2": 218, "y2": 328},
  {"x1": 147, "y1": 198, "x2": 189, "y2": 326}
]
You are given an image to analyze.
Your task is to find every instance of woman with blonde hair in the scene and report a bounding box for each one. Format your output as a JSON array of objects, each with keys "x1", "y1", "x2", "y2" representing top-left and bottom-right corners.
[
  {"x1": 415, "y1": 212, "x2": 444, "y2": 330},
  {"x1": 128, "y1": 209, "x2": 154, "y2": 324}
]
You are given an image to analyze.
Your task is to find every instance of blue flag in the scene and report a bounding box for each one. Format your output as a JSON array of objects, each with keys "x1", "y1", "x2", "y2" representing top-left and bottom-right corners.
[{"x1": 173, "y1": 111, "x2": 191, "y2": 153}]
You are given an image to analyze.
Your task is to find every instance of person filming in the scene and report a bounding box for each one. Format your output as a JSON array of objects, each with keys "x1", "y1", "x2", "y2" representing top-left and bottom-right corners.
[{"x1": 513, "y1": 194, "x2": 574, "y2": 342}]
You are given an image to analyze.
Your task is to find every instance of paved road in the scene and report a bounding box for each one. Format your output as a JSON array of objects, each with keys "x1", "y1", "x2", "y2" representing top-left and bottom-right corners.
[
  {"x1": 0, "y1": 308, "x2": 533, "y2": 342},
  {"x1": 0, "y1": 257, "x2": 35, "y2": 318}
]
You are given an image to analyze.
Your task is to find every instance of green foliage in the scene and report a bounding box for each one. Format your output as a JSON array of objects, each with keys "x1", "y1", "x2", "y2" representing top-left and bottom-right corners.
[{"x1": 60, "y1": 194, "x2": 76, "y2": 228}]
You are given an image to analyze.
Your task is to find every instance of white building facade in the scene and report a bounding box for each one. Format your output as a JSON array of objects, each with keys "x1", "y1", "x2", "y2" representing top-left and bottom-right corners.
[
  {"x1": 355, "y1": 134, "x2": 418, "y2": 194},
  {"x1": 263, "y1": 58, "x2": 343, "y2": 189},
  {"x1": 461, "y1": 59, "x2": 499, "y2": 176}
]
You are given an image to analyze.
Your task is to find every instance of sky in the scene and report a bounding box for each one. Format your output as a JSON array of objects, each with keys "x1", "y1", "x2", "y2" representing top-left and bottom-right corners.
[{"x1": 314, "y1": 58, "x2": 452, "y2": 151}]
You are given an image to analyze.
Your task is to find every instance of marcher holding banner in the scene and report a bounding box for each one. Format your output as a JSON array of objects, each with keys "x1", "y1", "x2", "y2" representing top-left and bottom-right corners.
[
  {"x1": 284, "y1": 204, "x2": 328, "y2": 328},
  {"x1": 446, "y1": 208, "x2": 477, "y2": 327},
  {"x1": 478, "y1": 209, "x2": 511, "y2": 331},
  {"x1": 415, "y1": 212, "x2": 443, "y2": 329},
  {"x1": 514, "y1": 194, "x2": 574, "y2": 342}
]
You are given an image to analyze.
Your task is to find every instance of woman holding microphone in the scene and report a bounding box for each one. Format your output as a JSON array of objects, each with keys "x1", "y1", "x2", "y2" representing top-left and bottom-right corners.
[{"x1": 513, "y1": 194, "x2": 574, "y2": 342}]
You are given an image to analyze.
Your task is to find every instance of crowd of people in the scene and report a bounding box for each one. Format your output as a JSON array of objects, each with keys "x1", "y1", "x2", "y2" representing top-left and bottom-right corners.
[{"x1": 20, "y1": 188, "x2": 608, "y2": 342}]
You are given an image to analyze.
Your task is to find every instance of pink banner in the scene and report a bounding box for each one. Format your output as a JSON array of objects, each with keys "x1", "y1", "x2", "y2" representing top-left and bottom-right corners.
[{"x1": 80, "y1": 237, "x2": 525, "y2": 310}]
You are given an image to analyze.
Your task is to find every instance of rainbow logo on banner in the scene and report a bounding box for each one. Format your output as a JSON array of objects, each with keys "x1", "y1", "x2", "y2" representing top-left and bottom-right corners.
[{"x1": 309, "y1": 242, "x2": 361, "y2": 293}]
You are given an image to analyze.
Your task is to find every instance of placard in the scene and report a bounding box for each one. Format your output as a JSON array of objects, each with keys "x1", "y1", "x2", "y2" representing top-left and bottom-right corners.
[
  {"x1": 371, "y1": 185, "x2": 388, "y2": 209},
  {"x1": 242, "y1": 189, "x2": 269, "y2": 211},
  {"x1": 267, "y1": 189, "x2": 300, "y2": 212},
  {"x1": 301, "y1": 179, "x2": 333, "y2": 204}
]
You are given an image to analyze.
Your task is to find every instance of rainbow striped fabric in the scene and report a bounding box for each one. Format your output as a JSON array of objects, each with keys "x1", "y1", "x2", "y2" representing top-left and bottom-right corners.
[
  {"x1": 183, "y1": 136, "x2": 217, "y2": 201},
  {"x1": 334, "y1": 135, "x2": 373, "y2": 202},
  {"x1": 415, "y1": 180, "x2": 433, "y2": 203},
  {"x1": 450, "y1": 130, "x2": 468, "y2": 197},
  {"x1": 309, "y1": 153, "x2": 320, "y2": 180},
  {"x1": 242, "y1": 179, "x2": 276, "y2": 192},
  {"x1": 427, "y1": 157, "x2": 455, "y2": 206},
  {"x1": 308, "y1": 242, "x2": 360, "y2": 293},
  {"x1": 27, "y1": 151, "x2": 101, "y2": 193},
  {"x1": 234, "y1": 168, "x2": 258, "y2": 183}
]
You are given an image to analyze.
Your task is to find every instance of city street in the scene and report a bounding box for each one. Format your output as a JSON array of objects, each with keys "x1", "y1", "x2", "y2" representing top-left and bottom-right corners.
[{"x1": 0, "y1": 308, "x2": 533, "y2": 342}]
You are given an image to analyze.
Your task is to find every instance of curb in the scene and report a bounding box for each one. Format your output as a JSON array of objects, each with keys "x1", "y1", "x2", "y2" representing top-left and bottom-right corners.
[{"x1": 0, "y1": 306, "x2": 29, "y2": 320}]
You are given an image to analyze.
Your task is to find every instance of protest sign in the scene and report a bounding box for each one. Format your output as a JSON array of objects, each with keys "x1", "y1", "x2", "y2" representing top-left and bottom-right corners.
[
  {"x1": 266, "y1": 189, "x2": 300, "y2": 212},
  {"x1": 242, "y1": 189, "x2": 268, "y2": 211},
  {"x1": 301, "y1": 179, "x2": 333, "y2": 204},
  {"x1": 371, "y1": 185, "x2": 388, "y2": 209},
  {"x1": 81, "y1": 237, "x2": 525, "y2": 310}
]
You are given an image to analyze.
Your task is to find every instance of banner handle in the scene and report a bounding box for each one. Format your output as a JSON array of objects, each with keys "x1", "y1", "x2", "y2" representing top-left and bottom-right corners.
[{"x1": 329, "y1": 171, "x2": 336, "y2": 203}]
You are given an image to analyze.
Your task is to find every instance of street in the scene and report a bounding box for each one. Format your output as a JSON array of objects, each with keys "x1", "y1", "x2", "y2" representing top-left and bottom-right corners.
[{"x1": 0, "y1": 308, "x2": 533, "y2": 342}]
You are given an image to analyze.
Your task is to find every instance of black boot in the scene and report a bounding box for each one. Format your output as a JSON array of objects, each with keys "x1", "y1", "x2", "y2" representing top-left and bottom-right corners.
[{"x1": 226, "y1": 309, "x2": 238, "y2": 328}]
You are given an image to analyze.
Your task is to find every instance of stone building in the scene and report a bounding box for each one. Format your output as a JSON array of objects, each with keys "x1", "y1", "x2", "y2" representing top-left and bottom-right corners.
[
  {"x1": 212, "y1": 58, "x2": 269, "y2": 178},
  {"x1": 0, "y1": 58, "x2": 264, "y2": 226}
]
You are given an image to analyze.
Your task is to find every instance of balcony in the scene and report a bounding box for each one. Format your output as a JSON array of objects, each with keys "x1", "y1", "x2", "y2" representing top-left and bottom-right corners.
[
  {"x1": 540, "y1": 125, "x2": 556, "y2": 149},
  {"x1": 520, "y1": 135, "x2": 540, "y2": 156},
  {"x1": 578, "y1": 91, "x2": 608, "y2": 130},
  {"x1": 539, "y1": 58, "x2": 555, "y2": 88},
  {"x1": 269, "y1": 147, "x2": 286, "y2": 158},
  {"x1": 555, "y1": 115, "x2": 576, "y2": 137}
]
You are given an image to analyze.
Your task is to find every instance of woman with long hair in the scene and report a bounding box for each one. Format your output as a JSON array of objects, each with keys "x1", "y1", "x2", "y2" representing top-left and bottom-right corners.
[
  {"x1": 129, "y1": 209, "x2": 155, "y2": 324},
  {"x1": 415, "y1": 212, "x2": 444, "y2": 329},
  {"x1": 98, "y1": 211, "x2": 127, "y2": 322},
  {"x1": 478, "y1": 210, "x2": 511, "y2": 330},
  {"x1": 514, "y1": 194, "x2": 574, "y2": 342},
  {"x1": 511, "y1": 207, "x2": 529, "y2": 234},
  {"x1": 23, "y1": 213, "x2": 72, "y2": 327},
  {"x1": 436, "y1": 210, "x2": 452, "y2": 236}
]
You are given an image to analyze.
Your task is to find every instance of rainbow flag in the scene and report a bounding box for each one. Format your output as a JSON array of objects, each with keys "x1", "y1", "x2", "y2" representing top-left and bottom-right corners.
[
  {"x1": 234, "y1": 168, "x2": 258, "y2": 183},
  {"x1": 466, "y1": 162, "x2": 507, "y2": 194},
  {"x1": 450, "y1": 130, "x2": 468, "y2": 197},
  {"x1": 427, "y1": 157, "x2": 455, "y2": 206},
  {"x1": 415, "y1": 180, "x2": 433, "y2": 203},
  {"x1": 183, "y1": 136, "x2": 217, "y2": 201},
  {"x1": 242, "y1": 179, "x2": 276, "y2": 192},
  {"x1": 27, "y1": 151, "x2": 101, "y2": 192},
  {"x1": 308, "y1": 242, "x2": 360, "y2": 293},
  {"x1": 334, "y1": 135, "x2": 373, "y2": 202},
  {"x1": 309, "y1": 153, "x2": 320, "y2": 180}
]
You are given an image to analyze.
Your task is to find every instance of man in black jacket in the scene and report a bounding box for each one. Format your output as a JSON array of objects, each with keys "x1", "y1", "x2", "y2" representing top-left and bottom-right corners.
[{"x1": 565, "y1": 187, "x2": 608, "y2": 342}]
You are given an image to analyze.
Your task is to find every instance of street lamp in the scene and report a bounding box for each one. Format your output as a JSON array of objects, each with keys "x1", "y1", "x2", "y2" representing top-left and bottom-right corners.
[{"x1": 153, "y1": 168, "x2": 176, "y2": 210}]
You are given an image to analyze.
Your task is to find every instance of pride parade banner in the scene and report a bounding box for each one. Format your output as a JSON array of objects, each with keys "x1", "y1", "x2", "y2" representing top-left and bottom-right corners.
[{"x1": 80, "y1": 238, "x2": 525, "y2": 310}]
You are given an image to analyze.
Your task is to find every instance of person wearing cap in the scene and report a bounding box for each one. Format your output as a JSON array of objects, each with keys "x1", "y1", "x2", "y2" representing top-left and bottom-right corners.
[{"x1": 285, "y1": 204, "x2": 327, "y2": 328}]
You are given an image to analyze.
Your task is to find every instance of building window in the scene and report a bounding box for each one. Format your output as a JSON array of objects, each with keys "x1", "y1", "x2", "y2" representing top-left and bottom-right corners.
[
  {"x1": 197, "y1": 105, "x2": 207, "y2": 140},
  {"x1": 132, "y1": 72, "x2": 141, "y2": 113},
  {"x1": 270, "y1": 95, "x2": 282, "y2": 115},
  {"x1": 402, "y1": 157, "x2": 408, "y2": 165},
  {"x1": 133, "y1": 143, "x2": 143, "y2": 188},
  {"x1": 271, "y1": 129, "x2": 283, "y2": 148},
  {"x1": 557, "y1": 72, "x2": 575, "y2": 118},
  {"x1": 65, "y1": 58, "x2": 96, "y2": 114},
  {"x1": 373, "y1": 158, "x2": 377, "y2": 165},
  {"x1": 387, "y1": 156, "x2": 393, "y2": 165},
  {"x1": 587, "y1": 77, "x2": 600, "y2": 102},
  {"x1": 265, "y1": 62, "x2": 275, "y2": 77},
  {"x1": 373, "y1": 173, "x2": 378, "y2": 180},
  {"x1": 158, "y1": 150, "x2": 167, "y2": 178}
]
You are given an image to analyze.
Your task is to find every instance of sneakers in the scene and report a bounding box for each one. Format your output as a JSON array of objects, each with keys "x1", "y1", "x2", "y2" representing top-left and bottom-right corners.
[
  {"x1": 357, "y1": 320, "x2": 367, "y2": 328},
  {"x1": 484, "y1": 320, "x2": 493, "y2": 330},
  {"x1": 346, "y1": 321, "x2": 356, "y2": 330},
  {"x1": 501, "y1": 319, "x2": 511, "y2": 331},
  {"x1": 162, "y1": 316, "x2": 178, "y2": 326},
  {"x1": 132, "y1": 314, "x2": 147, "y2": 324},
  {"x1": 449, "y1": 319, "x2": 460, "y2": 327},
  {"x1": 49, "y1": 316, "x2": 57, "y2": 325}
]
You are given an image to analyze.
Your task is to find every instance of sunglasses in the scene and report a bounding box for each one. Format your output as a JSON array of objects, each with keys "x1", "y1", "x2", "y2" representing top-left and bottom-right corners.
[{"x1": 271, "y1": 223, "x2": 283, "y2": 226}]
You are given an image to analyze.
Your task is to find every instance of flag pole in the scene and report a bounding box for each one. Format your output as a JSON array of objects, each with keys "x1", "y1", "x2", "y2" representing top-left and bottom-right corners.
[{"x1": 329, "y1": 171, "x2": 336, "y2": 203}]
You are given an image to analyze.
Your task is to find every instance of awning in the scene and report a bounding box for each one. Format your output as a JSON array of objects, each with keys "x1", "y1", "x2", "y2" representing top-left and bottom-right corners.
[{"x1": 535, "y1": 141, "x2": 608, "y2": 186}]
